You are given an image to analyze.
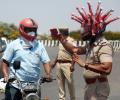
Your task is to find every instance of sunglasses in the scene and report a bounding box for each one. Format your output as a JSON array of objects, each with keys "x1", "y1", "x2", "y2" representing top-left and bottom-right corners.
[{"x1": 24, "y1": 27, "x2": 37, "y2": 33}]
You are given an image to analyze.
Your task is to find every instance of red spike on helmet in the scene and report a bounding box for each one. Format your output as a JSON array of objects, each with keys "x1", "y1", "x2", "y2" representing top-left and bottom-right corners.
[
  {"x1": 19, "y1": 18, "x2": 38, "y2": 41},
  {"x1": 71, "y1": 1, "x2": 119, "y2": 37}
]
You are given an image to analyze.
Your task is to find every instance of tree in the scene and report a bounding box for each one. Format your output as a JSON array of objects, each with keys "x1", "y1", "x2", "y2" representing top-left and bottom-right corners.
[{"x1": 0, "y1": 22, "x2": 19, "y2": 39}]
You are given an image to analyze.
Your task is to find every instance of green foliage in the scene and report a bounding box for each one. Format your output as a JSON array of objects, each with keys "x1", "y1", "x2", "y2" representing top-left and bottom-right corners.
[
  {"x1": 103, "y1": 31, "x2": 120, "y2": 40},
  {"x1": 69, "y1": 30, "x2": 81, "y2": 40},
  {"x1": 70, "y1": 30, "x2": 120, "y2": 40},
  {"x1": 0, "y1": 22, "x2": 19, "y2": 39}
]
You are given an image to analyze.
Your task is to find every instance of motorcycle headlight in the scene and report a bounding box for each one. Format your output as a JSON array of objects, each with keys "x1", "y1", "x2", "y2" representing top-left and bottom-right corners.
[{"x1": 26, "y1": 93, "x2": 39, "y2": 100}]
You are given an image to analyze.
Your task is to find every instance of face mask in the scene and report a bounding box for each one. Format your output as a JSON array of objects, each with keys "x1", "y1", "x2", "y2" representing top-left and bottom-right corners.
[{"x1": 28, "y1": 31, "x2": 36, "y2": 37}]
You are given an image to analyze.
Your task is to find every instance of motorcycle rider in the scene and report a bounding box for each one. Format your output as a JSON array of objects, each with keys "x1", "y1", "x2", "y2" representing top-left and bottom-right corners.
[{"x1": 1, "y1": 18, "x2": 52, "y2": 100}]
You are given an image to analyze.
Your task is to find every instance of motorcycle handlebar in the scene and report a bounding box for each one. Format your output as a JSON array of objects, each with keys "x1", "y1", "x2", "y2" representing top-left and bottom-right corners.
[{"x1": 5, "y1": 77, "x2": 56, "y2": 84}]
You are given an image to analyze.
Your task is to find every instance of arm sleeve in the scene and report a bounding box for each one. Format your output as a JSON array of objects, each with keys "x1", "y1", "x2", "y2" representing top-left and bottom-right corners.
[
  {"x1": 39, "y1": 43, "x2": 50, "y2": 63},
  {"x1": 99, "y1": 45, "x2": 113, "y2": 63},
  {"x1": 2, "y1": 43, "x2": 14, "y2": 63},
  {"x1": 67, "y1": 38, "x2": 76, "y2": 46}
]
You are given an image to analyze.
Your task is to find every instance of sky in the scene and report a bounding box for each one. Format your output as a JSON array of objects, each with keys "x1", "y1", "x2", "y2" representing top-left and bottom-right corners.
[{"x1": 0, "y1": 0, "x2": 120, "y2": 34}]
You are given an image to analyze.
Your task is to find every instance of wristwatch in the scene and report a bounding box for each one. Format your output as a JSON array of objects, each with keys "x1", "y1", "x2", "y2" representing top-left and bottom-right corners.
[{"x1": 84, "y1": 63, "x2": 89, "y2": 69}]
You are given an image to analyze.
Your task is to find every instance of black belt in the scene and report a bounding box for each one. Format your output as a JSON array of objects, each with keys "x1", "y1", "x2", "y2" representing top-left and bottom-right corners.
[{"x1": 57, "y1": 60, "x2": 72, "y2": 63}]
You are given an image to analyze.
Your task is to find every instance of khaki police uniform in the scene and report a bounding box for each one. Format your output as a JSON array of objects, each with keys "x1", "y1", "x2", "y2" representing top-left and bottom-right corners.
[
  {"x1": 83, "y1": 36, "x2": 113, "y2": 100},
  {"x1": 56, "y1": 36, "x2": 76, "y2": 100}
]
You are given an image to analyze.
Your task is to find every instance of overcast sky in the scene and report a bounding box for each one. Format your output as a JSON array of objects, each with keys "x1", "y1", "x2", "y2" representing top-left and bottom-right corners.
[{"x1": 0, "y1": 0, "x2": 120, "y2": 34}]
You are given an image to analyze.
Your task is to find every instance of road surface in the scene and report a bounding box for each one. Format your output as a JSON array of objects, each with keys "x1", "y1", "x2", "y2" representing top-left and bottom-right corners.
[{"x1": 0, "y1": 47, "x2": 120, "y2": 100}]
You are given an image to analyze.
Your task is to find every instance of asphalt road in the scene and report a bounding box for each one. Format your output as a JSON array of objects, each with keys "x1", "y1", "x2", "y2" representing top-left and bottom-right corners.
[{"x1": 0, "y1": 47, "x2": 120, "y2": 100}]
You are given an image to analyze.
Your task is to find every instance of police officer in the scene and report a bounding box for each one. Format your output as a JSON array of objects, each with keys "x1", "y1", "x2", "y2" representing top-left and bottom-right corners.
[
  {"x1": 52, "y1": 28, "x2": 76, "y2": 100},
  {"x1": 51, "y1": 2, "x2": 119, "y2": 100}
]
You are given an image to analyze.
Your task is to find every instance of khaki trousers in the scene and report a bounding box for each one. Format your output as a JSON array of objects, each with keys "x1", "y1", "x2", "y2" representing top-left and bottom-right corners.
[
  {"x1": 56, "y1": 63, "x2": 76, "y2": 100},
  {"x1": 84, "y1": 80, "x2": 110, "y2": 100}
]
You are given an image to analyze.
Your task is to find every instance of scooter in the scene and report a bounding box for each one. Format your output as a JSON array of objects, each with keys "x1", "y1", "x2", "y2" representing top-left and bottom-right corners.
[{"x1": 8, "y1": 60, "x2": 54, "y2": 100}]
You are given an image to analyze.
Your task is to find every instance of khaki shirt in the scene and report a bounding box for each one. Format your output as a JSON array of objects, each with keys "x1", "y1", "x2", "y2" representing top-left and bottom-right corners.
[
  {"x1": 57, "y1": 37, "x2": 76, "y2": 61},
  {"x1": 83, "y1": 37, "x2": 113, "y2": 78}
]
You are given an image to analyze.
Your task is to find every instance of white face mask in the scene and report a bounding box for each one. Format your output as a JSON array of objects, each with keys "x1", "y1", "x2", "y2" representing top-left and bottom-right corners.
[{"x1": 28, "y1": 32, "x2": 36, "y2": 37}]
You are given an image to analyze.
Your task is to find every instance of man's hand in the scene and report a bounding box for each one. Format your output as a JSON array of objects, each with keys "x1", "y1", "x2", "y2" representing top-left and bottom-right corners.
[
  {"x1": 41, "y1": 75, "x2": 52, "y2": 83},
  {"x1": 72, "y1": 54, "x2": 85, "y2": 68},
  {"x1": 50, "y1": 28, "x2": 61, "y2": 40},
  {"x1": 70, "y1": 61, "x2": 75, "y2": 72},
  {"x1": 70, "y1": 66, "x2": 75, "y2": 72},
  {"x1": 50, "y1": 28, "x2": 66, "y2": 41},
  {"x1": 43, "y1": 63, "x2": 52, "y2": 82},
  {"x1": 3, "y1": 75, "x2": 9, "y2": 83}
]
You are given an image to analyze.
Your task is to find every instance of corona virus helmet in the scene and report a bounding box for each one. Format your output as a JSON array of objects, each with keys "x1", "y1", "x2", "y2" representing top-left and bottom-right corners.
[
  {"x1": 19, "y1": 18, "x2": 38, "y2": 41},
  {"x1": 71, "y1": 1, "x2": 119, "y2": 40}
]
